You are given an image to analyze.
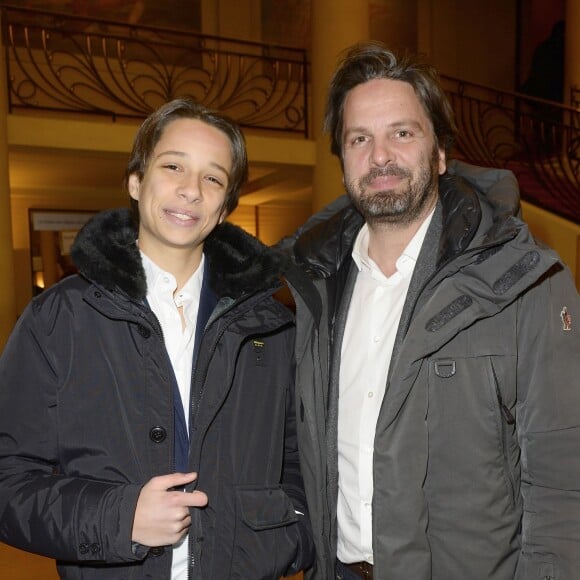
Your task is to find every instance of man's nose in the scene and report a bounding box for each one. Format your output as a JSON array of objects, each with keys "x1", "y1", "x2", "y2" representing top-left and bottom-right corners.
[{"x1": 370, "y1": 140, "x2": 393, "y2": 167}]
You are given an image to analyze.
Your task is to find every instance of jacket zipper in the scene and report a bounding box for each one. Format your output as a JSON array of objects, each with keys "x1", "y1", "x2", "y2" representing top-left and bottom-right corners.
[
  {"x1": 491, "y1": 362, "x2": 515, "y2": 425},
  {"x1": 186, "y1": 293, "x2": 286, "y2": 579},
  {"x1": 490, "y1": 361, "x2": 517, "y2": 506},
  {"x1": 186, "y1": 315, "x2": 264, "y2": 579}
]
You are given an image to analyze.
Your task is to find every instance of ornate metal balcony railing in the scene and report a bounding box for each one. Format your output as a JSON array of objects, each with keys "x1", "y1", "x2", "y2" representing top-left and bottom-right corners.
[
  {"x1": 1, "y1": 5, "x2": 308, "y2": 135},
  {"x1": 442, "y1": 75, "x2": 580, "y2": 223}
]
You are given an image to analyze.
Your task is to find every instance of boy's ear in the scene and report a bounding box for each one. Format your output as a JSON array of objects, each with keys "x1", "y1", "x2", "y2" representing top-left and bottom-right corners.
[
  {"x1": 218, "y1": 204, "x2": 228, "y2": 224},
  {"x1": 128, "y1": 174, "x2": 140, "y2": 200}
]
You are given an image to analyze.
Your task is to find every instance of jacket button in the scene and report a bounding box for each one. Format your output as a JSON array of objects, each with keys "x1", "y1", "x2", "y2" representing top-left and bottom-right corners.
[
  {"x1": 137, "y1": 324, "x2": 151, "y2": 338},
  {"x1": 79, "y1": 543, "x2": 89, "y2": 554},
  {"x1": 150, "y1": 547, "x2": 165, "y2": 557},
  {"x1": 149, "y1": 426, "x2": 167, "y2": 443},
  {"x1": 90, "y1": 543, "x2": 100, "y2": 554}
]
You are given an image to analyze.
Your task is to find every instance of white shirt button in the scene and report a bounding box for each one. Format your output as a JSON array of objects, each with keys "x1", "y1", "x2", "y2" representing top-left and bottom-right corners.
[{"x1": 367, "y1": 391, "x2": 374, "y2": 398}]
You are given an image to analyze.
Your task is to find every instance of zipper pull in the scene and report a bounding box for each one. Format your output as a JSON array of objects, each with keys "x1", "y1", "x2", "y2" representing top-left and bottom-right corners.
[
  {"x1": 492, "y1": 365, "x2": 515, "y2": 425},
  {"x1": 500, "y1": 403, "x2": 515, "y2": 425}
]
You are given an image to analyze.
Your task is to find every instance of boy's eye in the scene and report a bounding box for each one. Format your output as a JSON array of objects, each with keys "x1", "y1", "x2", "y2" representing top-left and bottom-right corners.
[{"x1": 206, "y1": 175, "x2": 224, "y2": 187}]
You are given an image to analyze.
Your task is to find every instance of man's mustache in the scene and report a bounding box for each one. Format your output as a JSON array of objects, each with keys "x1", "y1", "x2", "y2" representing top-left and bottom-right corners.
[{"x1": 359, "y1": 165, "x2": 411, "y2": 187}]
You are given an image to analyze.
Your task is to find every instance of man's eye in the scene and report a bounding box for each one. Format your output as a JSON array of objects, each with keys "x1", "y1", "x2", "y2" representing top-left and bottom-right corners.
[
  {"x1": 396, "y1": 130, "x2": 412, "y2": 139},
  {"x1": 163, "y1": 163, "x2": 180, "y2": 171},
  {"x1": 352, "y1": 135, "x2": 367, "y2": 145}
]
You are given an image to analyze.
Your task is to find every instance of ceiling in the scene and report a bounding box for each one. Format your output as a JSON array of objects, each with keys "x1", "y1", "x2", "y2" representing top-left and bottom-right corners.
[{"x1": 8, "y1": 147, "x2": 313, "y2": 207}]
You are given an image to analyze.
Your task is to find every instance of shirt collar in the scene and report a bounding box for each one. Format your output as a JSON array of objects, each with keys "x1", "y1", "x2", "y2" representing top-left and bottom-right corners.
[
  {"x1": 140, "y1": 249, "x2": 204, "y2": 310},
  {"x1": 352, "y1": 208, "x2": 435, "y2": 276}
]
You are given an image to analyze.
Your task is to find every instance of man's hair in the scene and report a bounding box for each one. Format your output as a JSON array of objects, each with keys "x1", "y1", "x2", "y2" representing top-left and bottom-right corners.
[
  {"x1": 324, "y1": 41, "x2": 457, "y2": 160},
  {"x1": 124, "y1": 98, "x2": 248, "y2": 218}
]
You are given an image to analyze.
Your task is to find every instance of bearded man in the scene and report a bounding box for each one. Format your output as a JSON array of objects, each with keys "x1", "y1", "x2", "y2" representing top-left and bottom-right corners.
[{"x1": 283, "y1": 41, "x2": 580, "y2": 580}]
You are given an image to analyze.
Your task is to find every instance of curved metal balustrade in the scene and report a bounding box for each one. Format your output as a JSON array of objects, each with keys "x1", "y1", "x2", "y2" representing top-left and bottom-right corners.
[
  {"x1": 442, "y1": 75, "x2": 580, "y2": 223},
  {"x1": 1, "y1": 5, "x2": 308, "y2": 135}
]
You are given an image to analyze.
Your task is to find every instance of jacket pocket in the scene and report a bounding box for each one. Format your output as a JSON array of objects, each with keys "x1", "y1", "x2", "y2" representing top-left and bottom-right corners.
[
  {"x1": 230, "y1": 485, "x2": 300, "y2": 579},
  {"x1": 516, "y1": 549, "x2": 559, "y2": 580}
]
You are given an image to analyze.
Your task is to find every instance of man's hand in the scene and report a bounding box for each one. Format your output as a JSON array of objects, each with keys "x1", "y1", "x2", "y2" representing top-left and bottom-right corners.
[{"x1": 132, "y1": 472, "x2": 208, "y2": 547}]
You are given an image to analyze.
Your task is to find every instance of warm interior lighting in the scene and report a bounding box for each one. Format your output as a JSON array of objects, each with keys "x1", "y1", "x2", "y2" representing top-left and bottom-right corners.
[{"x1": 35, "y1": 271, "x2": 45, "y2": 289}]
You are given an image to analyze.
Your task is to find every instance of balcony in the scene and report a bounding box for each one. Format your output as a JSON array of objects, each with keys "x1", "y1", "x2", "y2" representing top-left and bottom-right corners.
[
  {"x1": 2, "y1": 5, "x2": 308, "y2": 135},
  {"x1": 2, "y1": 4, "x2": 578, "y2": 224},
  {"x1": 442, "y1": 76, "x2": 580, "y2": 224}
]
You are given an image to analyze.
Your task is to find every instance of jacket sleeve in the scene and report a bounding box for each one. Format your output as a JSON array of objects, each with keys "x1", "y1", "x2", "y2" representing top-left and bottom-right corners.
[
  {"x1": 515, "y1": 262, "x2": 580, "y2": 578},
  {"x1": 281, "y1": 355, "x2": 315, "y2": 575},
  {"x1": 0, "y1": 297, "x2": 143, "y2": 564}
]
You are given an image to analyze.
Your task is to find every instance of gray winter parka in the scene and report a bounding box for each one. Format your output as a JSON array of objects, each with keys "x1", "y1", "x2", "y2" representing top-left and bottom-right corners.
[
  {"x1": 0, "y1": 208, "x2": 313, "y2": 580},
  {"x1": 284, "y1": 161, "x2": 580, "y2": 580}
]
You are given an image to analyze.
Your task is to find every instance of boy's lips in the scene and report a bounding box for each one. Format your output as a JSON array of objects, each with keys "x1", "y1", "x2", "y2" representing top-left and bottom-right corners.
[{"x1": 164, "y1": 208, "x2": 199, "y2": 224}]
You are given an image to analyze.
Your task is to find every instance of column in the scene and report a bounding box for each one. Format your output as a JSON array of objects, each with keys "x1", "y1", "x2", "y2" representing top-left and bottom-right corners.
[
  {"x1": 310, "y1": 0, "x2": 369, "y2": 211},
  {"x1": 0, "y1": 13, "x2": 17, "y2": 351}
]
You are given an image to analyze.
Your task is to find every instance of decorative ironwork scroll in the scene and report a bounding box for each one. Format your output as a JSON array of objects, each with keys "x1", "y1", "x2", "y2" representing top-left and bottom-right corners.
[
  {"x1": 442, "y1": 75, "x2": 580, "y2": 223},
  {"x1": 2, "y1": 5, "x2": 308, "y2": 136}
]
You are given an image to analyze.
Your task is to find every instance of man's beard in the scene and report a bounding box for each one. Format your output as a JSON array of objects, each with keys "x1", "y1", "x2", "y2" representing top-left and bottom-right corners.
[{"x1": 345, "y1": 149, "x2": 440, "y2": 227}]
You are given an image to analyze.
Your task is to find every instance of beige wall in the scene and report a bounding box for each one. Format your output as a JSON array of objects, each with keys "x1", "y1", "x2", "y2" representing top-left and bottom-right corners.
[
  {"x1": 522, "y1": 200, "x2": 580, "y2": 289},
  {"x1": 370, "y1": 0, "x2": 418, "y2": 52},
  {"x1": 418, "y1": 0, "x2": 517, "y2": 91}
]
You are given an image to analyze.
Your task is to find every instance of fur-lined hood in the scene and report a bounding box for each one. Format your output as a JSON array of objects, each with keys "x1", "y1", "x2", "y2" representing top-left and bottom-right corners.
[{"x1": 71, "y1": 208, "x2": 289, "y2": 301}]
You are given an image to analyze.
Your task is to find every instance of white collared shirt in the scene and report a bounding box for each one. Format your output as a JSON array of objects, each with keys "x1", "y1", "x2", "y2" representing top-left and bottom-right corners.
[
  {"x1": 141, "y1": 250, "x2": 204, "y2": 580},
  {"x1": 337, "y1": 211, "x2": 434, "y2": 564},
  {"x1": 142, "y1": 252, "x2": 204, "y2": 428}
]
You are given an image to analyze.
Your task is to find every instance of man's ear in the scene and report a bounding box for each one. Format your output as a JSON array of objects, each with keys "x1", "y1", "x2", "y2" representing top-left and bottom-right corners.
[
  {"x1": 438, "y1": 147, "x2": 447, "y2": 175},
  {"x1": 128, "y1": 174, "x2": 141, "y2": 200}
]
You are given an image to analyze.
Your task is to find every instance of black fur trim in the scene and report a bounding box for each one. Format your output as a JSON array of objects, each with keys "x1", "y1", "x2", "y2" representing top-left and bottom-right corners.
[
  {"x1": 204, "y1": 222, "x2": 290, "y2": 299},
  {"x1": 71, "y1": 208, "x2": 146, "y2": 299},
  {"x1": 71, "y1": 208, "x2": 290, "y2": 301}
]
